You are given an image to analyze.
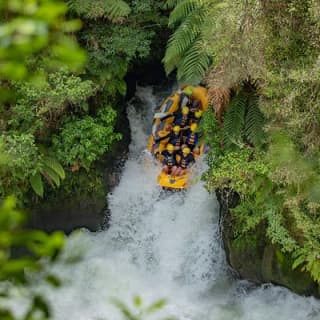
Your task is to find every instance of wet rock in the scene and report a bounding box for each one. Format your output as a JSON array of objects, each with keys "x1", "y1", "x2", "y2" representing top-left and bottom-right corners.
[{"x1": 217, "y1": 188, "x2": 320, "y2": 297}]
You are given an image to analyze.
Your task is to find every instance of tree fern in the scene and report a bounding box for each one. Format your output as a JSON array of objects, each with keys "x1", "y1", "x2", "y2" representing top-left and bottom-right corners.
[
  {"x1": 163, "y1": 0, "x2": 211, "y2": 82},
  {"x1": 163, "y1": 7, "x2": 205, "y2": 75},
  {"x1": 223, "y1": 92, "x2": 246, "y2": 148},
  {"x1": 164, "y1": 0, "x2": 180, "y2": 9},
  {"x1": 43, "y1": 157, "x2": 65, "y2": 180},
  {"x1": 29, "y1": 158, "x2": 65, "y2": 196},
  {"x1": 244, "y1": 94, "x2": 265, "y2": 147},
  {"x1": 177, "y1": 36, "x2": 211, "y2": 83},
  {"x1": 30, "y1": 173, "x2": 44, "y2": 198},
  {"x1": 168, "y1": 0, "x2": 199, "y2": 27},
  {"x1": 67, "y1": 0, "x2": 131, "y2": 21},
  {"x1": 42, "y1": 167, "x2": 61, "y2": 188},
  {"x1": 223, "y1": 86, "x2": 265, "y2": 148}
]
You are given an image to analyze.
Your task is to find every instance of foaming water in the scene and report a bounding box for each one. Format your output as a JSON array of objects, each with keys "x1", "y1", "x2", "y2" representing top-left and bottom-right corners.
[{"x1": 39, "y1": 86, "x2": 320, "y2": 320}]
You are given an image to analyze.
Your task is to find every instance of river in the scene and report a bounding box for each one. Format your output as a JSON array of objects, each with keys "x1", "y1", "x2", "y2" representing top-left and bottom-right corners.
[{"x1": 40, "y1": 86, "x2": 320, "y2": 320}]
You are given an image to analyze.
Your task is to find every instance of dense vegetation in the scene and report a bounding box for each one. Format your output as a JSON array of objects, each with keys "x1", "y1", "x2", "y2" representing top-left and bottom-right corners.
[
  {"x1": 0, "y1": 0, "x2": 167, "y2": 205},
  {"x1": 164, "y1": 0, "x2": 320, "y2": 284},
  {"x1": 2, "y1": 0, "x2": 320, "y2": 317},
  {"x1": 0, "y1": 0, "x2": 168, "y2": 317}
]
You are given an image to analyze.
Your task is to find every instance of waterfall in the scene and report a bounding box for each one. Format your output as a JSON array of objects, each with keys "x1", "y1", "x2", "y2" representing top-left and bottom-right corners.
[{"x1": 29, "y1": 86, "x2": 320, "y2": 320}]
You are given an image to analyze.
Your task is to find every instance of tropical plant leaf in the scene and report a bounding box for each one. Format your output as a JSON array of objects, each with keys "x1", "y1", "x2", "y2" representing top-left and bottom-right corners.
[
  {"x1": 42, "y1": 167, "x2": 61, "y2": 187},
  {"x1": 29, "y1": 173, "x2": 44, "y2": 198},
  {"x1": 111, "y1": 298, "x2": 139, "y2": 320},
  {"x1": 244, "y1": 94, "x2": 265, "y2": 147},
  {"x1": 168, "y1": 0, "x2": 199, "y2": 26},
  {"x1": 145, "y1": 299, "x2": 167, "y2": 313},
  {"x1": 67, "y1": 0, "x2": 130, "y2": 20},
  {"x1": 164, "y1": 0, "x2": 181, "y2": 9},
  {"x1": 163, "y1": 7, "x2": 205, "y2": 75},
  {"x1": 177, "y1": 37, "x2": 211, "y2": 83},
  {"x1": 43, "y1": 157, "x2": 65, "y2": 180},
  {"x1": 223, "y1": 92, "x2": 246, "y2": 148}
]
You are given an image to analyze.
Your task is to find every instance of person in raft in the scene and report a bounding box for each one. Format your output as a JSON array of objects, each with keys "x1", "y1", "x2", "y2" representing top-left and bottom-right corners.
[
  {"x1": 154, "y1": 124, "x2": 182, "y2": 149},
  {"x1": 188, "y1": 99, "x2": 201, "y2": 121},
  {"x1": 174, "y1": 106, "x2": 191, "y2": 132},
  {"x1": 175, "y1": 147, "x2": 195, "y2": 176},
  {"x1": 161, "y1": 144, "x2": 179, "y2": 175},
  {"x1": 190, "y1": 110, "x2": 202, "y2": 125},
  {"x1": 186, "y1": 123, "x2": 199, "y2": 152},
  {"x1": 168, "y1": 125, "x2": 183, "y2": 151}
]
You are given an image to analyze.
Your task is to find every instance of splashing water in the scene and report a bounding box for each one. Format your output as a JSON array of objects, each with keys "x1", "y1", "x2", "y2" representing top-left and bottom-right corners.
[{"x1": 39, "y1": 86, "x2": 320, "y2": 320}]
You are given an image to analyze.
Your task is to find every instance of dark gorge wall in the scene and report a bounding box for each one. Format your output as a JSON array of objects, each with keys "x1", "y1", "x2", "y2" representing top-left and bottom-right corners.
[{"x1": 217, "y1": 189, "x2": 320, "y2": 297}]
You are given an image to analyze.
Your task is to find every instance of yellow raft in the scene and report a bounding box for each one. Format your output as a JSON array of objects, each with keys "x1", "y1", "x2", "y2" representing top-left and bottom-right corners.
[
  {"x1": 148, "y1": 86, "x2": 209, "y2": 190},
  {"x1": 157, "y1": 144, "x2": 205, "y2": 190},
  {"x1": 157, "y1": 171, "x2": 189, "y2": 190},
  {"x1": 147, "y1": 86, "x2": 209, "y2": 156}
]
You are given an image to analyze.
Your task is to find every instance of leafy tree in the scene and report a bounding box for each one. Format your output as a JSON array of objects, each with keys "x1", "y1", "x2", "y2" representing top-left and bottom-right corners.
[
  {"x1": 52, "y1": 107, "x2": 122, "y2": 171},
  {"x1": 0, "y1": 0, "x2": 92, "y2": 202},
  {"x1": 0, "y1": 0, "x2": 85, "y2": 84},
  {"x1": 163, "y1": 0, "x2": 211, "y2": 84},
  {"x1": 193, "y1": 0, "x2": 320, "y2": 284},
  {"x1": 0, "y1": 197, "x2": 65, "y2": 319},
  {"x1": 67, "y1": 0, "x2": 131, "y2": 21},
  {"x1": 223, "y1": 84, "x2": 265, "y2": 149}
]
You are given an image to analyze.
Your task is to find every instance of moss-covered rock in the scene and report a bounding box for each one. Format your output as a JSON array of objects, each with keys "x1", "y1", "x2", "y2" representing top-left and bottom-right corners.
[{"x1": 217, "y1": 188, "x2": 320, "y2": 297}]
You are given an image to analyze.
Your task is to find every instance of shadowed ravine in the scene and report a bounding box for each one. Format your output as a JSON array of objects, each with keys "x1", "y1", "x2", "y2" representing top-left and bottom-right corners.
[{"x1": 37, "y1": 87, "x2": 320, "y2": 319}]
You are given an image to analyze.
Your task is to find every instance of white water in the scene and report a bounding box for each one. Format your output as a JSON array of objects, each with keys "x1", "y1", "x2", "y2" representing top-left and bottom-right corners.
[{"x1": 39, "y1": 87, "x2": 320, "y2": 319}]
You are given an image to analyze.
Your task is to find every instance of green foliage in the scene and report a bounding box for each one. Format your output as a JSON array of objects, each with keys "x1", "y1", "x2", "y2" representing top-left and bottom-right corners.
[
  {"x1": 223, "y1": 93, "x2": 246, "y2": 148},
  {"x1": 112, "y1": 296, "x2": 169, "y2": 320},
  {"x1": 167, "y1": 0, "x2": 320, "y2": 286},
  {"x1": 223, "y1": 86, "x2": 265, "y2": 149},
  {"x1": 9, "y1": 69, "x2": 95, "y2": 134},
  {"x1": 244, "y1": 94, "x2": 265, "y2": 147},
  {"x1": 0, "y1": 197, "x2": 65, "y2": 319},
  {"x1": 205, "y1": 148, "x2": 269, "y2": 196},
  {"x1": 67, "y1": 0, "x2": 131, "y2": 21},
  {"x1": 52, "y1": 107, "x2": 122, "y2": 170},
  {"x1": 199, "y1": 109, "x2": 221, "y2": 149},
  {"x1": 292, "y1": 243, "x2": 320, "y2": 284},
  {"x1": 0, "y1": 133, "x2": 40, "y2": 200},
  {"x1": 0, "y1": 134, "x2": 66, "y2": 200},
  {"x1": 30, "y1": 172, "x2": 44, "y2": 197},
  {"x1": 0, "y1": 0, "x2": 85, "y2": 85},
  {"x1": 206, "y1": 131, "x2": 320, "y2": 282},
  {"x1": 81, "y1": 22, "x2": 153, "y2": 97},
  {"x1": 1, "y1": 0, "x2": 167, "y2": 205},
  {"x1": 163, "y1": 0, "x2": 210, "y2": 83}
]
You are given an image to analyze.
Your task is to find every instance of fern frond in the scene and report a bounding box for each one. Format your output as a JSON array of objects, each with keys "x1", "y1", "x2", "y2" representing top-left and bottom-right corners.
[
  {"x1": 164, "y1": 0, "x2": 181, "y2": 9},
  {"x1": 106, "y1": 0, "x2": 131, "y2": 20},
  {"x1": 30, "y1": 173, "x2": 44, "y2": 198},
  {"x1": 208, "y1": 86, "x2": 230, "y2": 125},
  {"x1": 163, "y1": 8, "x2": 205, "y2": 74},
  {"x1": 223, "y1": 92, "x2": 246, "y2": 148},
  {"x1": 43, "y1": 157, "x2": 65, "y2": 180},
  {"x1": 67, "y1": 0, "x2": 130, "y2": 20},
  {"x1": 244, "y1": 95, "x2": 265, "y2": 147},
  {"x1": 42, "y1": 167, "x2": 61, "y2": 188},
  {"x1": 168, "y1": 0, "x2": 200, "y2": 27},
  {"x1": 177, "y1": 37, "x2": 211, "y2": 83}
]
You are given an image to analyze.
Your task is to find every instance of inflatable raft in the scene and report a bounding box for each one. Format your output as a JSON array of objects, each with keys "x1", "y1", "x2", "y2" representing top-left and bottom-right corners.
[{"x1": 148, "y1": 86, "x2": 209, "y2": 190}]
